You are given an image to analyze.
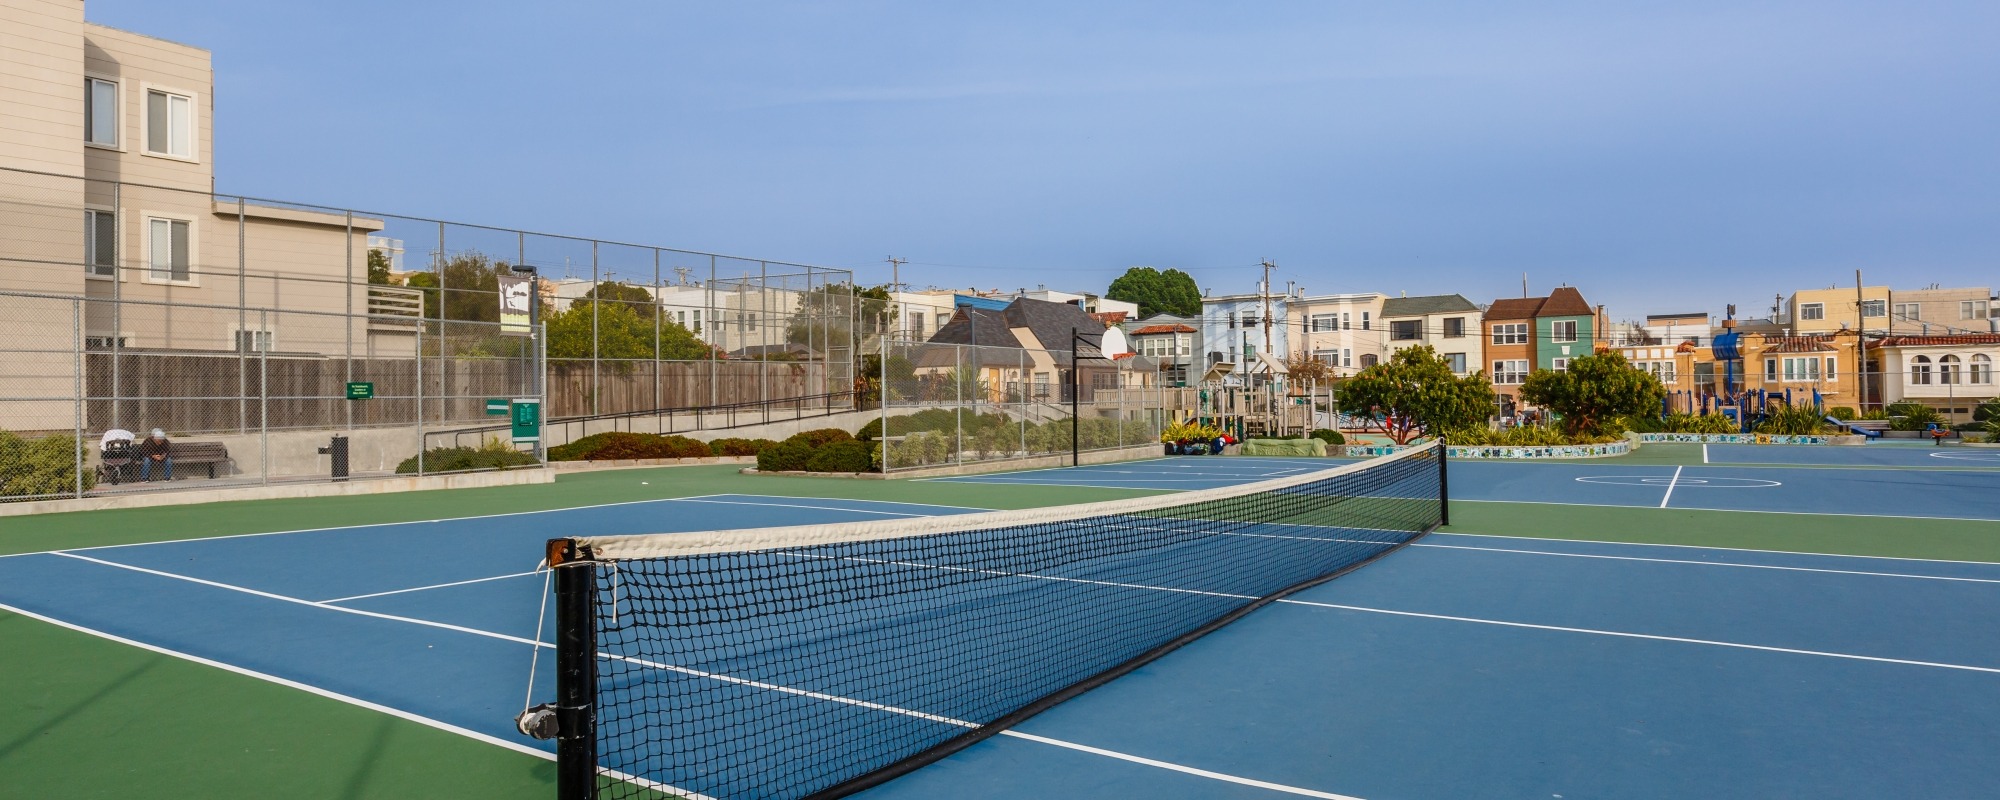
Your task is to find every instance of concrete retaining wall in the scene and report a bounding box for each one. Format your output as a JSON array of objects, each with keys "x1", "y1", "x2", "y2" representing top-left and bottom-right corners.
[{"x1": 751, "y1": 443, "x2": 1166, "y2": 480}]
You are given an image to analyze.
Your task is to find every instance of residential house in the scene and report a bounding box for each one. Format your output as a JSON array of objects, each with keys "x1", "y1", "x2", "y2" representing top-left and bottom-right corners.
[
  {"x1": 1634, "y1": 312, "x2": 1712, "y2": 347},
  {"x1": 1786, "y1": 286, "x2": 1889, "y2": 335},
  {"x1": 920, "y1": 297, "x2": 1150, "y2": 403},
  {"x1": 1622, "y1": 323, "x2": 1865, "y2": 414},
  {"x1": 2, "y1": 0, "x2": 384, "y2": 428},
  {"x1": 1482, "y1": 286, "x2": 1597, "y2": 410},
  {"x1": 1868, "y1": 334, "x2": 2000, "y2": 420},
  {"x1": 1290, "y1": 292, "x2": 1386, "y2": 377},
  {"x1": 1885, "y1": 286, "x2": 1998, "y2": 336},
  {"x1": 1378, "y1": 293, "x2": 1482, "y2": 376},
  {"x1": 1200, "y1": 288, "x2": 1290, "y2": 382},
  {"x1": 1126, "y1": 314, "x2": 1199, "y2": 385}
]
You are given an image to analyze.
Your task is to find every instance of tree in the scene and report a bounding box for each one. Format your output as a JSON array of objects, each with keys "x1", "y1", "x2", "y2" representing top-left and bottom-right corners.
[
  {"x1": 786, "y1": 282, "x2": 892, "y2": 350},
  {"x1": 582, "y1": 281, "x2": 657, "y2": 318},
  {"x1": 404, "y1": 251, "x2": 512, "y2": 322},
  {"x1": 1282, "y1": 352, "x2": 1336, "y2": 386},
  {"x1": 1106, "y1": 266, "x2": 1201, "y2": 318},
  {"x1": 367, "y1": 249, "x2": 396, "y2": 285},
  {"x1": 1336, "y1": 345, "x2": 1494, "y2": 444},
  {"x1": 546, "y1": 299, "x2": 717, "y2": 361},
  {"x1": 1518, "y1": 351, "x2": 1665, "y2": 438}
]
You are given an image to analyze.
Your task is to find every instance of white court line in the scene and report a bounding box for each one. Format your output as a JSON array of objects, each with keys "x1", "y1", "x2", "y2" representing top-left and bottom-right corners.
[
  {"x1": 24, "y1": 553, "x2": 1367, "y2": 800},
  {"x1": 1280, "y1": 600, "x2": 2000, "y2": 675},
  {"x1": 1430, "y1": 530, "x2": 2000, "y2": 567},
  {"x1": 673, "y1": 498, "x2": 929, "y2": 517},
  {"x1": 320, "y1": 570, "x2": 544, "y2": 604},
  {"x1": 1658, "y1": 465, "x2": 1684, "y2": 508},
  {"x1": 1410, "y1": 542, "x2": 2000, "y2": 584},
  {"x1": 1455, "y1": 497, "x2": 2000, "y2": 524},
  {"x1": 0, "y1": 493, "x2": 729, "y2": 560}
]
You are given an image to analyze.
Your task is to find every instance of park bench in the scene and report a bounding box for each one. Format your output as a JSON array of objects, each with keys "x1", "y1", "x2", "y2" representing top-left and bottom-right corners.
[{"x1": 168, "y1": 441, "x2": 233, "y2": 479}]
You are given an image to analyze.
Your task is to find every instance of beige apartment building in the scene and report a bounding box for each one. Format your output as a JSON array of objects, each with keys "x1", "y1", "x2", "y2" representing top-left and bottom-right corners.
[
  {"x1": 1379, "y1": 293, "x2": 1482, "y2": 376},
  {"x1": 1291, "y1": 292, "x2": 1386, "y2": 377},
  {"x1": 3, "y1": 0, "x2": 390, "y2": 429}
]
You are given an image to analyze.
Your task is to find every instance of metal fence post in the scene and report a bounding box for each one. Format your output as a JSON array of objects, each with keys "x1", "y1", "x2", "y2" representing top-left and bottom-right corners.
[
  {"x1": 955, "y1": 344, "x2": 964, "y2": 464},
  {"x1": 73, "y1": 298, "x2": 84, "y2": 499},
  {"x1": 259, "y1": 308, "x2": 270, "y2": 486},
  {"x1": 416, "y1": 317, "x2": 425, "y2": 476},
  {"x1": 590, "y1": 241, "x2": 600, "y2": 416},
  {"x1": 110, "y1": 179, "x2": 122, "y2": 430},
  {"x1": 345, "y1": 211, "x2": 355, "y2": 431},
  {"x1": 652, "y1": 248, "x2": 662, "y2": 414},
  {"x1": 238, "y1": 197, "x2": 248, "y2": 434}
]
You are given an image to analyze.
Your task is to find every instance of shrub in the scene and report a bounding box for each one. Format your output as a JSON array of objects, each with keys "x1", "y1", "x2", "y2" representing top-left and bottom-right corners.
[
  {"x1": 788, "y1": 428, "x2": 854, "y2": 449},
  {"x1": 547, "y1": 431, "x2": 622, "y2": 461},
  {"x1": 1975, "y1": 400, "x2": 2000, "y2": 423},
  {"x1": 804, "y1": 440, "x2": 875, "y2": 473},
  {"x1": 1887, "y1": 402, "x2": 1944, "y2": 431},
  {"x1": 708, "y1": 438, "x2": 778, "y2": 457},
  {"x1": 1755, "y1": 405, "x2": 1829, "y2": 436},
  {"x1": 0, "y1": 431, "x2": 95, "y2": 497},
  {"x1": 1827, "y1": 407, "x2": 1859, "y2": 421},
  {"x1": 1309, "y1": 429, "x2": 1345, "y2": 446},
  {"x1": 548, "y1": 432, "x2": 711, "y2": 461},
  {"x1": 755, "y1": 440, "x2": 814, "y2": 472},
  {"x1": 396, "y1": 439, "x2": 538, "y2": 474}
]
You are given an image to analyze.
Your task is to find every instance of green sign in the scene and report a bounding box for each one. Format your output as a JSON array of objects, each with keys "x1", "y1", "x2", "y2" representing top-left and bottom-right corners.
[
  {"x1": 510, "y1": 399, "x2": 541, "y2": 443},
  {"x1": 345, "y1": 382, "x2": 374, "y2": 400},
  {"x1": 486, "y1": 398, "x2": 509, "y2": 415}
]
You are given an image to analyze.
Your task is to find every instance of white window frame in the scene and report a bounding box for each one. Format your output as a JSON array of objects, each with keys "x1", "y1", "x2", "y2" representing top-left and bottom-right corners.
[
  {"x1": 1315, "y1": 349, "x2": 1339, "y2": 367},
  {"x1": 1860, "y1": 299, "x2": 1887, "y2": 319},
  {"x1": 1781, "y1": 356, "x2": 1821, "y2": 382},
  {"x1": 1490, "y1": 322, "x2": 1528, "y2": 345},
  {"x1": 85, "y1": 75, "x2": 121, "y2": 150},
  {"x1": 1311, "y1": 314, "x2": 1336, "y2": 333},
  {"x1": 1443, "y1": 317, "x2": 1465, "y2": 338},
  {"x1": 1963, "y1": 300, "x2": 1989, "y2": 321},
  {"x1": 1390, "y1": 319, "x2": 1421, "y2": 341},
  {"x1": 1491, "y1": 359, "x2": 1529, "y2": 385},
  {"x1": 141, "y1": 211, "x2": 197, "y2": 286},
  {"x1": 1893, "y1": 302, "x2": 1920, "y2": 322},
  {"x1": 1971, "y1": 354, "x2": 1993, "y2": 385},
  {"x1": 1824, "y1": 357, "x2": 1836, "y2": 381},
  {"x1": 1938, "y1": 354, "x2": 1961, "y2": 385},
  {"x1": 1764, "y1": 358, "x2": 1779, "y2": 382},
  {"x1": 142, "y1": 83, "x2": 200, "y2": 162},
  {"x1": 1361, "y1": 311, "x2": 1371, "y2": 331},
  {"x1": 1341, "y1": 312, "x2": 1350, "y2": 331},
  {"x1": 1342, "y1": 348, "x2": 1352, "y2": 368},
  {"x1": 1551, "y1": 357, "x2": 1569, "y2": 372},
  {"x1": 1550, "y1": 319, "x2": 1578, "y2": 343},
  {"x1": 84, "y1": 334, "x2": 132, "y2": 350},
  {"x1": 1799, "y1": 302, "x2": 1825, "y2": 321},
  {"x1": 1910, "y1": 355, "x2": 1931, "y2": 385},
  {"x1": 85, "y1": 207, "x2": 117, "y2": 279},
  {"x1": 232, "y1": 326, "x2": 275, "y2": 353},
  {"x1": 1445, "y1": 352, "x2": 1467, "y2": 374}
]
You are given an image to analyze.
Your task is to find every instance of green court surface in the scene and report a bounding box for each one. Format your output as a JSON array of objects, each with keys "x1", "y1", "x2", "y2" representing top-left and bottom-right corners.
[{"x1": 5, "y1": 455, "x2": 1998, "y2": 799}]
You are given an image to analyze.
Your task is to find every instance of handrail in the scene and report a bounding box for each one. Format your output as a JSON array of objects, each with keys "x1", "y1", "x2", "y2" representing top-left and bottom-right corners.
[{"x1": 430, "y1": 391, "x2": 863, "y2": 450}]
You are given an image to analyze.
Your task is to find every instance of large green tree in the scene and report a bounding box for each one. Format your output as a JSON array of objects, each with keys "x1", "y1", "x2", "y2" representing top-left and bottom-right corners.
[
  {"x1": 1518, "y1": 351, "x2": 1666, "y2": 438},
  {"x1": 546, "y1": 299, "x2": 716, "y2": 361},
  {"x1": 404, "y1": 251, "x2": 512, "y2": 322},
  {"x1": 581, "y1": 281, "x2": 658, "y2": 318},
  {"x1": 1106, "y1": 266, "x2": 1201, "y2": 318},
  {"x1": 787, "y1": 282, "x2": 892, "y2": 348},
  {"x1": 366, "y1": 249, "x2": 396, "y2": 285},
  {"x1": 1336, "y1": 345, "x2": 1494, "y2": 444}
]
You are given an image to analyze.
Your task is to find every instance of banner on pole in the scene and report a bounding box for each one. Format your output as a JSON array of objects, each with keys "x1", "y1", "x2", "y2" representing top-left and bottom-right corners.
[{"x1": 499, "y1": 275, "x2": 533, "y2": 335}]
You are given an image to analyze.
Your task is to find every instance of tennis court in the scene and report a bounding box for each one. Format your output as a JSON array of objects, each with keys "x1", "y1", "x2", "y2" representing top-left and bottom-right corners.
[
  {"x1": 1702, "y1": 441, "x2": 2000, "y2": 469},
  {"x1": 5, "y1": 445, "x2": 1999, "y2": 799}
]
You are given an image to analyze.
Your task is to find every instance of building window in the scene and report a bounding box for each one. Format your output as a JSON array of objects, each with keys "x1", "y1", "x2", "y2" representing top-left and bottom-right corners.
[
  {"x1": 1490, "y1": 323, "x2": 1528, "y2": 345},
  {"x1": 1939, "y1": 354, "x2": 1961, "y2": 385},
  {"x1": 1227, "y1": 313, "x2": 1236, "y2": 329},
  {"x1": 692, "y1": 310, "x2": 700, "y2": 331},
  {"x1": 1551, "y1": 320, "x2": 1578, "y2": 343},
  {"x1": 86, "y1": 78, "x2": 118, "y2": 147},
  {"x1": 1860, "y1": 300, "x2": 1886, "y2": 318},
  {"x1": 1241, "y1": 314, "x2": 1259, "y2": 328},
  {"x1": 1341, "y1": 312, "x2": 1351, "y2": 331},
  {"x1": 147, "y1": 217, "x2": 191, "y2": 282},
  {"x1": 1782, "y1": 357, "x2": 1822, "y2": 382},
  {"x1": 1799, "y1": 302, "x2": 1825, "y2": 321},
  {"x1": 1911, "y1": 355, "x2": 1932, "y2": 385},
  {"x1": 85, "y1": 336, "x2": 128, "y2": 350},
  {"x1": 1893, "y1": 302, "x2": 1920, "y2": 322},
  {"x1": 1445, "y1": 352, "x2": 1466, "y2": 374},
  {"x1": 1361, "y1": 311, "x2": 1371, "y2": 331},
  {"x1": 145, "y1": 89, "x2": 195, "y2": 159},
  {"x1": 1315, "y1": 349, "x2": 1339, "y2": 366},
  {"x1": 1963, "y1": 300, "x2": 1990, "y2": 320},
  {"x1": 235, "y1": 329, "x2": 274, "y2": 353},
  {"x1": 1491, "y1": 360, "x2": 1529, "y2": 385},
  {"x1": 1243, "y1": 343, "x2": 1257, "y2": 358},
  {"x1": 85, "y1": 210, "x2": 116, "y2": 277},
  {"x1": 1764, "y1": 358, "x2": 1779, "y2": 382},
  {"x1": 1342, "y1": 348, "x2": 1352, "y2": 368},
  {"x1": 1972, "y1": 354, "x2": 1992, "y2": 384},
  {"x1": 1551, "y1": 357, "x2": 1569, "y2": 372},
  {"x1": 1390, "y1": 320, "x2": 1421, "y2": 341},
  {"x1": 1825, "y1": 357, "x2": 1836, "y2": 381},
  {"x1": 1443, "y1": 317, "x2": 1465, "y2": 338},
  {"x1": 909, "y1": 311, "x2": 925, "y2": 335},
  {"x1": 1311, "y1": 314, "x2": 1336, "y2": 332}
]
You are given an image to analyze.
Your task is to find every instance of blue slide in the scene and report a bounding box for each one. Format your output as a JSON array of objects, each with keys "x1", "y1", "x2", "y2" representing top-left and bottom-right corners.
[{"x1": 1825, "y1": 416, "x2": 1880, "y2": 438}]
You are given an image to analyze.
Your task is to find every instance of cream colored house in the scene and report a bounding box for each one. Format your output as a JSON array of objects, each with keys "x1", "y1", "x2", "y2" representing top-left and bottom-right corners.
[
  {"x1": 2, "y1": 1, "x2": 386, "y2": 349},
  {"x1": 1884, "y1": 286, "x2": 1996, "y2": 336},
  {"x1": 1379, "y1": 293, "x2": 1483, "y2": 376},
  {"x1": 1868, "y1": 334, "x2": 2000, "y2": 419},
  {"x1": 1290, "y1": 292, "x2": 1386, "y2": 376},
  {"x1": 1786, "y1": 286, "x2": 1890, "y2": 335}
]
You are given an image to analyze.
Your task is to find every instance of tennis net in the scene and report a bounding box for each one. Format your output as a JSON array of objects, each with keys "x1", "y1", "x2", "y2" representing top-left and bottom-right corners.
[{"x1": 538, "y1": 441, "x2": 1446, "y2": 800}]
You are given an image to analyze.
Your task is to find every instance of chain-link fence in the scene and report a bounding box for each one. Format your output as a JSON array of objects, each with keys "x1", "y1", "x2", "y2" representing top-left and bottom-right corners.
[
  {"x1": 0, "y1": 165, "x2": 859, "y2": 502},
  {"x1": 877, "y1": 339, "x2": 1169, "y2": 472}
]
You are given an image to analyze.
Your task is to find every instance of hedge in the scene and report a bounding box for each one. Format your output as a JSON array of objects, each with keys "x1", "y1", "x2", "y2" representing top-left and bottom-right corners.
[
  {"x1": 547, "y1": 432, "x2": 712, "y2": 461},
  {"x1": 395, "y1": 442, "x2": 539, "y2": 474},
  {"x1": 0, "y1": 431, "x2": 95, "y2": 497},
  {"x1": 707, "y1": 438, "x2": 779, "y2": 457}
]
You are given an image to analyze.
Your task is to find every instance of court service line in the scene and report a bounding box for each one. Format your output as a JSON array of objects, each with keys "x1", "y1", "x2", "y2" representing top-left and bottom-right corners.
[
  {"x1": 1658, "y1": 466, "x2": 1684, "y2": 508},
  {"x1": 1284, "y1": 601, "x2": 2000, "y2": 674},
  {"x1": 672, "y1": 498, "x2": 930, "y2": 517},
  {"x1": 1455, "y1": 497, "x2": 2000, "y2": 523},
  {"x1": 28, "y1": 555, "x2": 1368, "y2": 800},
  {"x1": 1430, "y1": 531, "x2": 2000, "y2": 567},
  {"x1": 1702, "y1": 443, "x2": 1709, "y2": 464},
  {"x1": 320, "y1": 570, "x2": 545, "y2": 604},
  {"x1": 1409, "y1": 543, "x2": 2000, "y2": 584}
]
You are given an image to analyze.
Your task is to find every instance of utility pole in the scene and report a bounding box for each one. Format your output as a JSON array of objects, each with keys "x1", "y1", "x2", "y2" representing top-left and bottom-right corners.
[
  {"x1": 1260, "y1": 259, "x2": 1275, "y2": 356},
  {"x1": 887, "y1": 256, "x2": 906, "y2": 337}
]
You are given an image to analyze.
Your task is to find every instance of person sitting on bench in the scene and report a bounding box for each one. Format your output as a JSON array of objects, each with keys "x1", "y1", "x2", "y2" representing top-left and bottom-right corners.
[{"x1": 137, "y1": 428, "x2": 173, "y2": 482}]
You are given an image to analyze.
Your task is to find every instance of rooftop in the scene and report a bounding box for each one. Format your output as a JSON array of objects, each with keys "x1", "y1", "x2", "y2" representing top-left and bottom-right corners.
[{"x1": 1380, "y1": 294, "x2": 1478, "y2": 317}]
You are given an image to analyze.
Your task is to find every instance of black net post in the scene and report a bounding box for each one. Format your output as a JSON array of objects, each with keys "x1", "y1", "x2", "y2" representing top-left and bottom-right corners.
[
  {"x1": 551, "y1": 539, "x2": 599, "y2": 800},
  {"x1": 1437, "y1": 435, "x2": 1451, "y2": 527}
]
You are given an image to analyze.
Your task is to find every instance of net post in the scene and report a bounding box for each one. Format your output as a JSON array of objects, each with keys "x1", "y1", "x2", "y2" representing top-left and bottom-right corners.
[
  {"x1": 1436, "y1": 436, "x2": 1451, "y2": 527},
  {"x1": 550, "y1": 538, "x2": 599, "y2": 800}
]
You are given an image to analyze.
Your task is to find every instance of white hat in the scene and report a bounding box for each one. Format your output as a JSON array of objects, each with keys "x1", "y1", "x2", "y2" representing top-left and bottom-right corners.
[{"x1": 151, "y1": 428, "x2": 166, "y2": 438}]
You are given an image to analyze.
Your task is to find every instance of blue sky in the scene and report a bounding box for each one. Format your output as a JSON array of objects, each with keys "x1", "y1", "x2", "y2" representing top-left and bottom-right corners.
[{"x1": 91, "y1": 0, "x2": 1999, "y2": 319}]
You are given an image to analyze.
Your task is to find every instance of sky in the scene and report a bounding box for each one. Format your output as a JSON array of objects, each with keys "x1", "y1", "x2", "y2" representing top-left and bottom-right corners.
[{"x1": 89, "y1": 0, "x2": 2000, "y2": 320}]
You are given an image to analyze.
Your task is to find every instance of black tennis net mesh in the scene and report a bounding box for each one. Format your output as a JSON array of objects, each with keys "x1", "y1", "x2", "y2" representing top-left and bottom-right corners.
[{"x1": 547, "y1": 442, "x2": 1445, "y2": 800}]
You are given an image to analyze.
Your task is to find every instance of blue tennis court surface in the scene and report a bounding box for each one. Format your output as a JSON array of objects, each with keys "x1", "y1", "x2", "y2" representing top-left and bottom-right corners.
[
  {"x1": 6, "y1": 463, "x2": 1999, "y2": 799},
  {"x1": 1704, "y1": 442, "x2": 2000, "y2": 468}
]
